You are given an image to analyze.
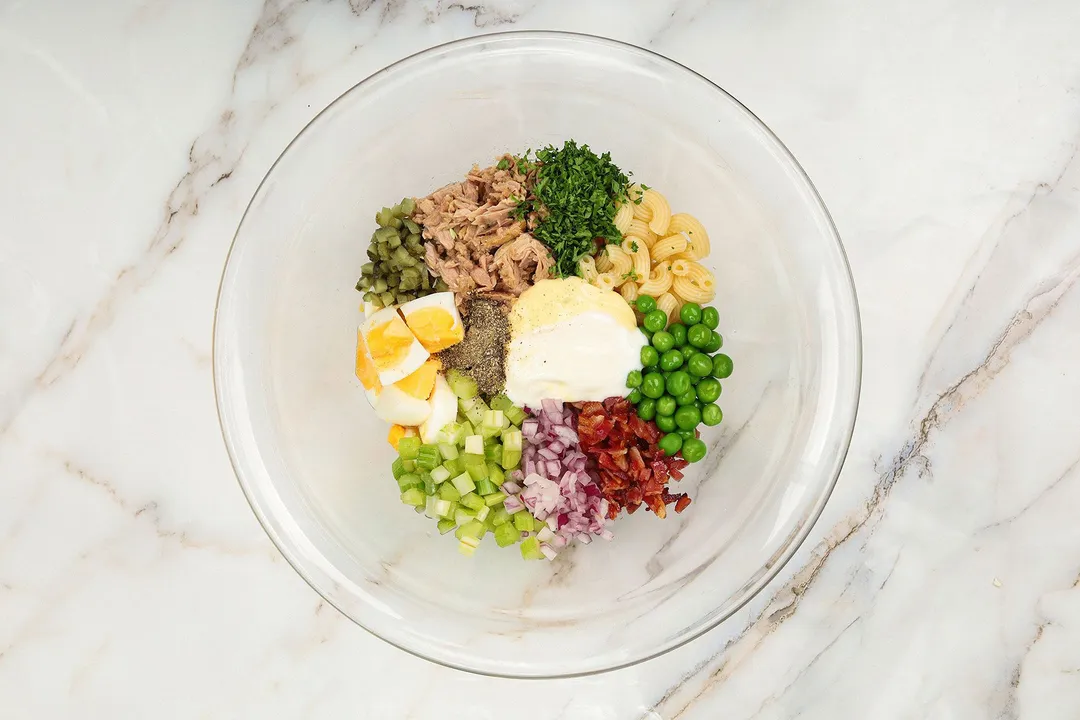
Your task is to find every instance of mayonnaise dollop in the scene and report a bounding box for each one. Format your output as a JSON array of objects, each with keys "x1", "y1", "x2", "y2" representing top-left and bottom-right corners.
[{"x1": 504, "y1": 278, "x2": 645, "y2": 407}]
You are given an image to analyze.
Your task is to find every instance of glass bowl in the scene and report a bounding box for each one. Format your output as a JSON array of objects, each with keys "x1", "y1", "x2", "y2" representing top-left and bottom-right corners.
[{"x1": 214, "y1": 31, "x2": 861, "y2": 678}]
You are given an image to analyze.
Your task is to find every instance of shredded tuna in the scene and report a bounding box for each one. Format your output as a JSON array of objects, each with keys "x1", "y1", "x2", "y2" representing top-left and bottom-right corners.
[{"x1": 415, "y1": 155, "x2": 554, "y2": 299}]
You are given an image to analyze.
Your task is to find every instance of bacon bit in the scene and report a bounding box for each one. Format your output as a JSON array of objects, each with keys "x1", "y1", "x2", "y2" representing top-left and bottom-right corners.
[{"x1": 572, "y1": 397, "x2": 690, "y2": 519}]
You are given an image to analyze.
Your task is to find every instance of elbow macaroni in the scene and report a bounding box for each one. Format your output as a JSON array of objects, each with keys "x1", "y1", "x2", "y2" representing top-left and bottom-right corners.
[
  {"x1": 656, "y1": 292, "x2": 681, "y2": 323},
  {"x1": 594, "y1": 272, "x2": 618, "y2": 293},
  {"x1": 638, "y1": 261, "x2": 673, "y2": 296},
  {"x1": 578, "y1": 254, "x2": 599, "y2": 282},
  {"x1": 651, "y1": 234, "x2": 688, "y2": 263},
  {"x1": 642, "y1": 189, "x2": 672, "y2": 235},
  {"x1": 604, "y1": 244, "x2": 633, "y2": 279},
  {"x1": 667, "y1": 213, "x2": 711, "y2": 259},
  {"x1": 613, "y1": 202, "x2": 634, "y2": 234}
]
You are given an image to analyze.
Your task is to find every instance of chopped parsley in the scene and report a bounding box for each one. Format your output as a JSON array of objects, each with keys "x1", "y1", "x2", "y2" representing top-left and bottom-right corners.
[
  {"x1": 514, "y1": 140, "x2": 631, "y2": 278},
  {"x1": 621, "y1": 269, "x2": 640, "y2": 282},
  {"x1": 629, "y1": 240, "x2": 639, "y2": 252},
  {"x1": 496, "y1": 158, "x2": 510, "y2": 171}
]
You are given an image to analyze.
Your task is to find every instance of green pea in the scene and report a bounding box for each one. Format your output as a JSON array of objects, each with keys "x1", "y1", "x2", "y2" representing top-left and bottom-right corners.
[
  {"x1": 641, "y1": 346, "x2": 659, "y2": 368},
  {"x1": 702, "y1": 404, "x2": 723, "y2": 426},
  {"x1": 701, "y1": 306, "x2": 720, "y2": 330},
  {"x1": 656, "y1": 395, "x2": 677, "y2": 416},
  {"x1": 676, "y1": 389, "x2": 697, "y2": 406},
  {"x1": 688, "y1": 323, "x2": 712, "y2": 348},
  {"x1": 703, "y1": 331, "x2": 723, "y2": 353},
  {"x1": 643, "y1": 310, "x2": 668, "y2": 333},
  {"x1": 712, "y1": 353, "x2": 734, "y2": 379},
  {"x1": 642, "y1": 372, "x2": 666, "y2": 399},
  {"x1": 636, "y1": 295, "x2": 657, "y2": 313},
  {"x1": 626, "y1": 370, "x2": 643, "y2": 389},
  {"x1": 679, "y1": 302, "x2": 702, "y2": 326},
  {"x1": 651, "y1": 331, "x2": 675, "y2": 353},
  {"x1": 627, "y1": 389, "x2": 643, "y2": 404},
  {"x1": 666, "y1": 371, "x2": 691, "y2": 397},
  {"x1": 677, "y1": 428, "x2": 696, "y2": 440},
  {"x1": 669, "y1": 323, "x2": 687, "y2": 347},
  {"x1": 656, "y1": 414, "x2": 677, "y2": 433},
  {"x1": 637, "y1": 398, "x2": 657, "y2": 421},
  {"x1": 696, "y1": 378, "x2": 722, "y2": 403},
  {"x1": 675, "y1": 406, "x2": 701, "y2": 430},
  {"x1": 659, "y1": 349, "x2": 684, "y2": 371},
  {"x1": 658, "y1": 433, "x2": 683, "y2": 456},
  {"x1": 688, "y1": 352, "x2": 713, "y2": 377},
  {"x1": 681, "y1": 437, "x2": 707, "y2": 463}
]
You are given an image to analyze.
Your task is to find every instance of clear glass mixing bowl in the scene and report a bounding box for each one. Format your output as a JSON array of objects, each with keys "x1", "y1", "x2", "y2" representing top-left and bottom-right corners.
[{"x1": 214, "y1": 31, "x2": 861, "y2": 678}]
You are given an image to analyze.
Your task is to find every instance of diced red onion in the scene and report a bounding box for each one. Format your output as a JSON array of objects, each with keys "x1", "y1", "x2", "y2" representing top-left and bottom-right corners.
[
  {"x1": 540, "y1": 544, "x2": 558, "y2": 560},
  {"x1": 503, "y1": 399, "x2": 613, "y2": 557}
]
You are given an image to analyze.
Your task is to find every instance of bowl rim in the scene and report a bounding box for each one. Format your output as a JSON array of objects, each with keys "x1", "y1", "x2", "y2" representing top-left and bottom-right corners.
[{"x1": 213, "y1": 29, "x2": 863, "y2": 679}]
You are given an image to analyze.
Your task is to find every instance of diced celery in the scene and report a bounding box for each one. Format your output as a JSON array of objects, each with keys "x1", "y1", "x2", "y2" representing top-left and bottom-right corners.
[
  {"x1": 513, "y1": 512, "x2": 534, "y2": 532},
  {"x1": 439, "y1": 422, "x2": 465, "y2": 445},
  {"x1": 397, "y1": 437, "x2": 421, "y2": 460},
  {"x1": 500, "y1": 448, "x2": 522, "y2": 470},
  {"x1": 454, "y1": 507, "x2": 476, "y2": 526},
  {"x1": 402, "y1": 459, "x2": 416, "y2": 472},
  {"x1": 458, "y1": 420, "x2": 474, "y2": 438},
  {"x1": 400, "y1": 488, "x2": 425, "y2": 507},
  {"x1": 484, "y1": 491, "x2": 507, "y2": 507},
  {"x1": 458, "y1": 519, "x2": 485, "y2": 539},
  {"x1": 461, "y1": 492, "x2": 485, "y2": 511},
  {"x1": 446, "y1": 369, "x2": 479, "y2": 399},
  {"x1": 444, "y1": 501, "x2": 459, "y2": 519},
  {"x1": 482, "y1": 410, "x2": 505, "y2": 431},
  {"x1": 502, "y1": 429, "x2": 523, "y2": 452},
  {"x1": 391, "y1": 457, "x2": 407, "y2": 480},
  {"x1": 494, "y1": 522, "x2": 519, "y2": 547},
  {"x1": 451, "y1": 472, "x2": 475, "y2": 495},
  {"x1": 458, "y1": 536, "x2": 480, "y2": 556},
  {"x1": 520, "y1": 536, "x2": 544, "y2": 560},
  {"x1": 459, "y1": 397, "x2": 487, "y2": 426},
  {"x1": 483, "y1": 511, "x2": 498, "y2": 531},
  {"x1": 475, "y1": 477, "x2": 497, "y2": 496},
  {"x1": 484, "y1": 442, "x2": 503, "y2": 463},
  {"x1": 416, "y1": 445, "x2": 441, "y2": 471},
  {"x1": 424, "y1": 495, "x2": 438, "y2": 518},
  {"x1": 489, "y1": 394, "x2": 513, "y2": 412},
  {"x1": 396, "y1": 473, "x2": 422, "y2": 492},
  {"x1": 464, "y1": 434, "x2": 484, "y2": 455},
  {"x1": 431, "y1": 465, "x2": 451, "y2": 484},
  {"x1": 491, "y1": 506, "x2": 512, "y2": 526},
  {"x1": 487, "y1": 462, "x2": 505, "y2": 486},
  {"x1": 437, "y1": 442, "x2": 459, "y2": 460},
  {"x1": 437, "y1": 518, "x2": 456, "y2": 534},
  {"x1": 465, "y1": 459, "x2": 489, "y2": 482},
  {"x1": 431, "y1": 498, "x2": 451, "y2": 518},
  {"x1": 438, "y1": 482, "x2": 461, "y2": 502},
  {"x1": 420, "y1": 471, "x2": 435, "y2": 495},
  {"x1": 442, "y1": 457, "x2": 463, "y2": 475},
  {"x1": 474, "y1": 505, "x2": 490, "y2": 522},
  {"x1": 505, "y1": 405, "x2": 527, "y2": 426}
]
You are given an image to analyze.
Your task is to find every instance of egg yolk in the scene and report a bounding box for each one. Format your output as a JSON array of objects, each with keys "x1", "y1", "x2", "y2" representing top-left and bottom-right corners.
[
  {"x1": 367, "y1": 316, "x2": 416, "y2": 370},
  {"x1": 404, "y1": 307, "x2": 463, "y2": 352},
  {"x1": 394, "y1": 359, "x2": 440, "y2": 399},
  {"x1": 354, "y1": 330, "x2": 382, "y2": 392}
]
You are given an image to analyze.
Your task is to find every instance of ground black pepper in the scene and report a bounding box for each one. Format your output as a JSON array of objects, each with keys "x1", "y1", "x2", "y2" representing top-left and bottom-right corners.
[{"x1": 436, "y1": 295, "x2": 509, "y2": 397}]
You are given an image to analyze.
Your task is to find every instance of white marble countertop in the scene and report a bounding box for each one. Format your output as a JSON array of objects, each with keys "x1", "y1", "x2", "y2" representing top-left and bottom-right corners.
[{"x1": 4, "y1": 1, "x2": 1080, "y2": 717}]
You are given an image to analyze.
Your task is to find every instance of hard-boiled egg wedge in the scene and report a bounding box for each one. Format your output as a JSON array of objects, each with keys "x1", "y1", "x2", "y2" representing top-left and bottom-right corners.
[
  {"x1": 399, "y1": 292, "x2": 464, "y2": 353},
  {"x1": 375, "y1": 385, "x2": 432, "y2": 426},
  {"x1": 362, "y1": 307, "x2": 429, "y2": 385},
  {"x1": 420, "y1": 373, "x2": 457, "y2": 443},
  {"x1": 393, "y1": 358, "x2": 440, "y2": 400},
  {"x1": 354, "y1": 328, "x2": 383, "y2": 394}
]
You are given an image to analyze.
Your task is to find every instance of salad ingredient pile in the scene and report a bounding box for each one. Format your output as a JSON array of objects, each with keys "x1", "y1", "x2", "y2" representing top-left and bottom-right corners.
[{"x1": 353, "y1": 141, "x2": 734, "y2": 559}]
